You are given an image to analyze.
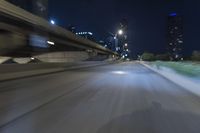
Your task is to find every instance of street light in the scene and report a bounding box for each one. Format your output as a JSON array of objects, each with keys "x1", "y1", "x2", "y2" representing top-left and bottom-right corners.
[
  {"x1": 50, "y1": 20, "x2": 55, "y2": 25},
  {"x1": 125, "y1": 43, "x2": 128, "y2": 47},
  {"x1": 47, "y1": 41, "x2": 55, "y2": 45},
  {"x1": 118, "y1": 29, "x2": 123, "y2": 35}
]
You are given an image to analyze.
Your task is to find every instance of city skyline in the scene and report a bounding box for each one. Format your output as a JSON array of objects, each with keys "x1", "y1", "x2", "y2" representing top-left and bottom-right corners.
[
  {"x1": 47, "y1": 0, "x2": 200, "y2": 57},
  {"x1": 4, "y1": 0, "x2": 200, "y2": 57}
]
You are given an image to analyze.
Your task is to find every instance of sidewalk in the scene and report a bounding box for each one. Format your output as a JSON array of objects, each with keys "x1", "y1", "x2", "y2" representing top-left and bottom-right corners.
[{"x1": 140, "y1": 61, "x2": 200, "y2": 97}]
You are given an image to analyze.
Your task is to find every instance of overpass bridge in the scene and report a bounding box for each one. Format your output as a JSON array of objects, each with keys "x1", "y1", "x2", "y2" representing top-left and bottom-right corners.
[{"x1": 0, "y1": 0, "x2": 118, "y2": 63}]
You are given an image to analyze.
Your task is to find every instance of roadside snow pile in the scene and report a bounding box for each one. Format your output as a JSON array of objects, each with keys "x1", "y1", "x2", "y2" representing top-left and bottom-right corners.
[
  {"x1": 145, "y1": 61, "x2": 200, "y2": 96},
  {"x1": 151, "y1": 61, "x2": 200, "y2": 78}
]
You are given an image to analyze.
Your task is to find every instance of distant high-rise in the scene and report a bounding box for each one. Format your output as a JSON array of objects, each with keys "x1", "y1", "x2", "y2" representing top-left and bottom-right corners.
[
  {"x1": 6, "y1": 0, "x2": 48, "y2": 19},
  {"x1": 67, "y1": 25, "x2": 76, "y2": 34},
  {"x1": 76, "y1": 32, "x2": 96, "y2": 42},
  {"x1": 167, "y1": 13, "x2": 183, "y2": 60}
]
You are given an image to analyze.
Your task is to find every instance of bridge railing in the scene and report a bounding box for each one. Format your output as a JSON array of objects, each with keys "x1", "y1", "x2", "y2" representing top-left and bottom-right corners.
[{"x1": 0, "y1": 0, "x2": 118, "y2": 55}]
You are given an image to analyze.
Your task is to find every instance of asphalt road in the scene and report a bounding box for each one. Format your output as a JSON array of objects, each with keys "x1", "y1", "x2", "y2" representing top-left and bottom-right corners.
[{"x1": 0, "y1": 62, "x2": 200, "y2": 133}]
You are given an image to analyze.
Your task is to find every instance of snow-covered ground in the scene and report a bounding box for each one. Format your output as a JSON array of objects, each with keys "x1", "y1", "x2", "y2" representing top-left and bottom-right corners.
[
  {"x1": 141, "y1": 61, "x2": 200, "y2": 97},
  {"x1": 150, "y1": 61, "x2": 200, "y2": 78}
]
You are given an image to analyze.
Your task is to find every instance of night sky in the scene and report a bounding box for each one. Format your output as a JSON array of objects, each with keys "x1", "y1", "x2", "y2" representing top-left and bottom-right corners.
[{"x1": 48, "y1": 0, "x2": 200, "y2": 57}]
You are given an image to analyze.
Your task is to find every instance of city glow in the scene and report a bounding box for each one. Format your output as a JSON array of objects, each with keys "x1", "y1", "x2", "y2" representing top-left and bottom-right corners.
[
  {"x1": 169, "y1": 13, "x2": 177, "y2": 17},
  {"x1": 88, "y1": 32, "x2": 93, "y2": 35},
  {"x1": 76, "y1": 32, "x2": 93, "y2": 35}
]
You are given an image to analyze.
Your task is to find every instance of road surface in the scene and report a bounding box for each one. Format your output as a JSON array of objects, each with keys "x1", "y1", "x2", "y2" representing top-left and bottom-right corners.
[{"x1": 0, "y1": 62, "x2": 200, "y2": 133}]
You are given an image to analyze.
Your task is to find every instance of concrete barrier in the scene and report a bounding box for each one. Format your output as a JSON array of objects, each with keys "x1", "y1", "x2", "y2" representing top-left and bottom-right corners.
[
  {"x1": 0, "y1": 56, "x2": 11, "y2": 63},
  {"x1": 13, "y1": 58, "x2": 31, "y2": 64},
  {"x1": 34, "y1": 51, "x2": 90, "y2": 63},
  {"x1": 0, "y1": 61, "x2": 115, "y2": 82}
]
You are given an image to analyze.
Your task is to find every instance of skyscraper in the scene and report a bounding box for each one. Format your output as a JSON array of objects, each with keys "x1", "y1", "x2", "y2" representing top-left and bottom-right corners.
[
  {"x1": 167, "y1": 13, "x2": 183, "y2": 60},
  {"x1": 6, "y1": 0, "x2": 48, "y2": 19}
]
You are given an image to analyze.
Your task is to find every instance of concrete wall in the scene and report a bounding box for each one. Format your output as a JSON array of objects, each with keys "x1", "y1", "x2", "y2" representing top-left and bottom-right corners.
[
  {"x1": 0, "y1": 31, "x2": 26, "y2": 55},
  {"x1": 34, "y1": 51, "x2": 90, "y2": 63},
  {"x1": 13, "y1": 58, "x2": 31, "y2": 64},
  {"x1": 0, "y1": 56, "x2": 11, "y2": 63},
  {"x1": 0, "y1": 51, "x2": 116, "y2": 64}
]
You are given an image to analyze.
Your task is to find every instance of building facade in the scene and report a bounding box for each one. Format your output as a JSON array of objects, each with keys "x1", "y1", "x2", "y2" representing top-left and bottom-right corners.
[
  {"x1": 76, "y1": 32, "x2": 96, "y2": 42},
  {"x1": 6, "y1": 0, "x2": 48, "y2": 19},
  {"x1": 167, "y1": 13, "x2": 183, "y2": 60}
]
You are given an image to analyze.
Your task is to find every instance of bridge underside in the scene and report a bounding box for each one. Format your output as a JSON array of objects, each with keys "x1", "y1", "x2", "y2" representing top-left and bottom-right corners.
[{"x1": 0, "y1": 1, "x2": 118, "y2": 63}]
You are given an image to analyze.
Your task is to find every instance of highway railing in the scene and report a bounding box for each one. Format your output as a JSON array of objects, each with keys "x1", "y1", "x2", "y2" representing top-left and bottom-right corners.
[{"x1": 0, "y1": 0, "x2": 118, "y2": 55}]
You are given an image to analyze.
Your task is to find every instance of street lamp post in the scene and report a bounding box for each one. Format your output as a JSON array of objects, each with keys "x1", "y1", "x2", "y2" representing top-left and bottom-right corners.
[
  {"x1": 108, "y1": 28, "x2": 125, "y2": 53},
  {"x1": 115, "y1": 29, "x2": 124, "y2": 52}
]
